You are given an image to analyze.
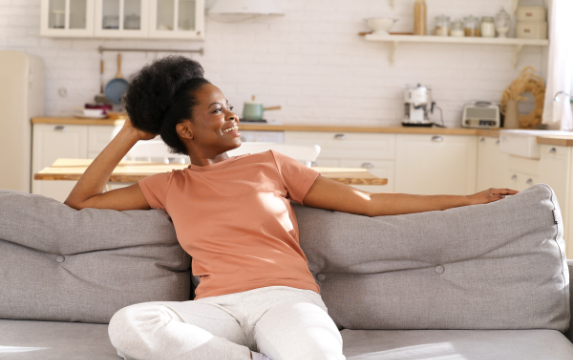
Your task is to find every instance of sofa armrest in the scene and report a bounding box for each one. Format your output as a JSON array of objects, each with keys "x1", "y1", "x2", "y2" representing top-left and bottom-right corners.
[{"x1": 565, "y1": 260, "x2": 573, "y2": 342}]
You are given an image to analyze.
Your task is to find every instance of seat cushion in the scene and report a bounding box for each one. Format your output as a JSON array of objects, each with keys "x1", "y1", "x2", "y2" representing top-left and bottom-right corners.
[
  {"x1": 0, "y1": 319, "x2": 118, "y2": 360},
  {"x1": 341, "y1": 329, "x2": 573, "y2": 359},
  {"x1": 0, "y1": 190, "x2": 191, "y2": 324},
  {"x1": 294, "y1": 184, "x2": 569, "y2": 331}
]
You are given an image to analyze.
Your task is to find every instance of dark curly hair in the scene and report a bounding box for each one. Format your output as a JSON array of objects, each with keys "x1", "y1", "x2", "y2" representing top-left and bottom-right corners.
[{"x1": 123, "y1": 56, "x2": 210, "y2": 155}]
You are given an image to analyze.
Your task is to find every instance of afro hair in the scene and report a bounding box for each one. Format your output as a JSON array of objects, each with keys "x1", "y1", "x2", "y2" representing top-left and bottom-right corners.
[{"x1": 123, "y1": 56, "x2": 210, "y2": 155}]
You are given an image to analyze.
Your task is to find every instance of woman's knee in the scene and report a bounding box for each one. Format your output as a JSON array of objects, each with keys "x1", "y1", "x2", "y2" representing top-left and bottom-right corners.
[{"x1": 108, "y1": 302, "x2": 177, "y2": 350}]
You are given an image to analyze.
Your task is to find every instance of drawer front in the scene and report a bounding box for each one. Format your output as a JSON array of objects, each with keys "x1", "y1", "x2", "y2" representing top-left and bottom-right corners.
[
  {"x1": 339, "y1": 159, "x2": 394, "y2": 193},
  {"x1": 540, "y1": 144, "x2": 569, "y2": 161},
  {"x1": 88, "y1": 125, "x2": 122, "y2": 153},
  {"x1": 285, "y1": 131, "x2": 396, "y2": 160},
  {"x1": 508, "y1": 155, "x2": 539, "y2": 176},
  {"x1": 507, "y1": 171, "x2": 541, "y2": 192}
]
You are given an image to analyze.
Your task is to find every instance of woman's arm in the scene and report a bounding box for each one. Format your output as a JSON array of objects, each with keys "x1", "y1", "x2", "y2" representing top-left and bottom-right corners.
[
  {"x1": 64, "y1": 119, "x2": 157, "y2": 211},
  {"x1": 302, "y1": 175, "x2": 518, "y2": 217}
]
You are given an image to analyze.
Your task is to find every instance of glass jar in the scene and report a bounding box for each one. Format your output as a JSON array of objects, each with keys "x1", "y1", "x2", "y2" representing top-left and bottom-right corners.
[
  {"x1": 495, "y1": 7, "x2": 511, "y2": 38},
  {"x1": 481, "y1": 16, "x2": 495, "y2": 38},
  {"x1": 434, "y1": 15, "x2": 450, "y2": 36},
  {"x1": 450, "y1": 19, "x2": 464, "y2": 37},
  {"x1": 464, "y1": 16, "x2": 480, "y2": 37}
]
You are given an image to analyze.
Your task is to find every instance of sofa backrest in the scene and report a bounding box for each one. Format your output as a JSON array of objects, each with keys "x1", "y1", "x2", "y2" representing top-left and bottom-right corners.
[
  {"x1": 294, "y1": 184, "x2": 570, "y2": 332},
  {"x1": 0, "y1": 190, "x2": 191, "y2": 324}
]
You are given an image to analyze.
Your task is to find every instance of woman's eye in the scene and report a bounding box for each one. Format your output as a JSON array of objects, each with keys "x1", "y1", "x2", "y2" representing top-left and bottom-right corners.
[
  {"x1": 213, "y1": 108, "x2": 221, "y2": 113},
  {"x1": 229, "y1": 105, "x2": 234, "y2": 111}
]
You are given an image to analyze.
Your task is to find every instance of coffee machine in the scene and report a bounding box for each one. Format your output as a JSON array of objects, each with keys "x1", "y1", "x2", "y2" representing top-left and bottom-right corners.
[{"x1": 403, "y1": 84, "x2": 435, "y2": 127}]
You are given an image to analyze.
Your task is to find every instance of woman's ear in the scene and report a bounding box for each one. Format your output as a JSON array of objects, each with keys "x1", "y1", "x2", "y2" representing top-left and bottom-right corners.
[{"x1": 176, "y1": 121, "x2": 193, "y2": 140}]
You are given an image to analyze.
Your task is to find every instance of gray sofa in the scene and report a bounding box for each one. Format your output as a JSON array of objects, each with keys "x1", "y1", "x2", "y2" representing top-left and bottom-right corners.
[{"x1": 0, "y1": 184, "x2": 571, "y2": 359}]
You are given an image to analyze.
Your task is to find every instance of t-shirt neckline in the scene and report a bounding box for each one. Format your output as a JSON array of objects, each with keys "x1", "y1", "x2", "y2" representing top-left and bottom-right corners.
[{"x1": 187, "y1": 153, "x2": 251, "y2": 171}]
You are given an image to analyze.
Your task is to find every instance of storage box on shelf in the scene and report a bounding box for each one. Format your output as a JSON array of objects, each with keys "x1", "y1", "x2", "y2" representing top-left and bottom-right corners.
[{"x1": 40, "y1": 0, "x2": 204, "y2": 39}]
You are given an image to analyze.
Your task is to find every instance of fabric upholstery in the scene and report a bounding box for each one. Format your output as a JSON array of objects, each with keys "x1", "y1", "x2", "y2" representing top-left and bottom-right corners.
[
  {"x1": 0, "y1": 319, "x2": 118, "y2": 360},
  {"x1": 2, "y1": 319, "x2": 571, "y2": 360},
  {"x1": 0, "y1": 190, "x2": 191, "y2": 324},
  {"x1": 294, "y1": 184, "x2": 570, "y2": 331},
  {"x1": 341, "y1": 329, "x2": 573, "y2": 359}
]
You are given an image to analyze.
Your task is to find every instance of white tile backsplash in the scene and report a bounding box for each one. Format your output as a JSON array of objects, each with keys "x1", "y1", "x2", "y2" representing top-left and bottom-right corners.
[{"x1": 0, "y1": 0, "x2": 547, "y2": 128}]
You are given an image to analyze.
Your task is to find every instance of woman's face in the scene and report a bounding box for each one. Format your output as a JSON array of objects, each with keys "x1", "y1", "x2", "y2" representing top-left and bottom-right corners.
[{"x1": 177, "y1": 83, "x2": 241, "y2": 162}]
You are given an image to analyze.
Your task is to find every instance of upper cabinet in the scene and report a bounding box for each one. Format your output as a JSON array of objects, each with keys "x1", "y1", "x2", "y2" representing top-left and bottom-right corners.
[
  {"x1": 40, "y1": 0, "x2": 204, "y2": 39},
  {"x1": 41, "y1": 0, "x2": 95, "y2": 37},
  {"x1": 149, "y1": 0, "x2": 204, "y2": 39},
  {"x1": 94, "y1": 0, "x2": 149, "y2": 38}
]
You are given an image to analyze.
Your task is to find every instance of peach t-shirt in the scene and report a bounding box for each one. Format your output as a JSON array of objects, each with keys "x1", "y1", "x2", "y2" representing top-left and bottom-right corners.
[{"x1": 138, "y1": 149, "x2": 321, "y2": 300}]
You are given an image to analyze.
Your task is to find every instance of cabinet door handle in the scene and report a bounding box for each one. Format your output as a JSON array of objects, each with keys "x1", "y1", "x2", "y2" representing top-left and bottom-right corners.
[
  {"x1": 511, "y1": 174, "x2": 517, "y2": 180},
  {"x1": 526, "y1": 178, "x2": 533, "y2": 185},
  {"x1": 361, "y1": 162, "x2": 374, "y2": 169},
  {"x1": 480, "y1": 137, "x2": 485, "y2": 143},
  {"x1": 495, "y1": 139, "x2": 500, "y2": 145},
  {"x1": 431, "y1": 136, "x2": 443, "y2": 142},
  {"x1": 549, "y1": 147, "x2": 557, "y2": 154},
  {"x1": 54, "y1": 125, "x2": 66, "y2": 131},
  {"x1": 311, "y1": 161, "x2": 318, "y2": 167},
  {"x1": 334, "y1": 134, "x2": 346, "y2": 140}
]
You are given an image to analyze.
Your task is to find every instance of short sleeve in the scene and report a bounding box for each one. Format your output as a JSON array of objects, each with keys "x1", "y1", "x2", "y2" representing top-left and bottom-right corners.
[
  {"x1": 138, "y1": 171, "x2": 174, "y2": 211},
  {"x1": 270, "y1": 149, "x2": 320, "y2": 205}
]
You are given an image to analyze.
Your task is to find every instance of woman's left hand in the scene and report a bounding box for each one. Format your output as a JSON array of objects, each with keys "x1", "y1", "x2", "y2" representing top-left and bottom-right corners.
[{"x1": 466, "y1": 188, "x2": 519, "y2": 205}]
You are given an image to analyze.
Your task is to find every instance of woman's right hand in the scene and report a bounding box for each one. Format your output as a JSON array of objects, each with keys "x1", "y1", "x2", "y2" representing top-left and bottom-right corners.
[{"x1": 123, "y1": 117, "x2": 158, "y2": 141}]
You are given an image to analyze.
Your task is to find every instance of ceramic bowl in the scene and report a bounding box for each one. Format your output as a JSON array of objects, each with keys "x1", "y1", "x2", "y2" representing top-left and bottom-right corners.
[{"x1": 365, "y1": 17, "x2": 398, "y2": 35}]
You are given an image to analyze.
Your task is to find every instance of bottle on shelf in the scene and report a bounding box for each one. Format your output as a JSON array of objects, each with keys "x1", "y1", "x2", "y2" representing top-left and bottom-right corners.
[{"x1": 414, "y1": 0, "x2": 427, "y2": 35}]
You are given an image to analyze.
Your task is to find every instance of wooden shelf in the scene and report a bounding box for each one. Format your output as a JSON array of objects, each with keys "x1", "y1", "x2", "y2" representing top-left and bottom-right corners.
[{"x1": 364, "y1": 34, "x2": 549, "y2": 68}]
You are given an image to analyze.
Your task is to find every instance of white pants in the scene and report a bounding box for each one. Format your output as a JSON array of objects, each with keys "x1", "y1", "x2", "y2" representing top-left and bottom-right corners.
[{"x1": 108, "y1": 286, "x2": 345, "y2": 360}]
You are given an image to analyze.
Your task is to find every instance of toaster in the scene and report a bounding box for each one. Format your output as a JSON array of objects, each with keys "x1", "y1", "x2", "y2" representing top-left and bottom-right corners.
[{"x1": 461, "y1": 102, "x2": 500, "y2": 129}]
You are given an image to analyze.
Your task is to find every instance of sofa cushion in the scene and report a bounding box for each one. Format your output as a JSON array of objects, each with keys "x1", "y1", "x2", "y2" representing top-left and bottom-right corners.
[
  {"x1": 0, "y1": 319, "x2": 118, "y2": 360},
  {"x1": 294, "y1": 184, "x2": 569, "y2": 331},
  {"x1": 341, "y1": 329, "x2": 573, "y2": 359},
  {"x1": 0, "y1": 190, "x2": 191, "y2": 324}
]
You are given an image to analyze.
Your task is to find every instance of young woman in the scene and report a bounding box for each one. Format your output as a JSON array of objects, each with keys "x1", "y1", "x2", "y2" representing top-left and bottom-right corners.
[{"x1": 64, "y1": 56, "x2": 518, "y2": 360}]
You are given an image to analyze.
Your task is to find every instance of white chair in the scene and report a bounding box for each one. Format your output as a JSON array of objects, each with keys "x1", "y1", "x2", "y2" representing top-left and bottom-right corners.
[
  {"x1": 125, "y1": 139, "x2": 321, "y2": 167},
  {"x1": 124, "y1": 138, "x2": 189, "y2": 164}
]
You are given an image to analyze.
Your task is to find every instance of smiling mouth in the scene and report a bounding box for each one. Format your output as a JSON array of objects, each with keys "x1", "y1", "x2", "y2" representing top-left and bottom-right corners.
[{"x1": 223, "y1": 125, "x2": 239, "y2": 133}]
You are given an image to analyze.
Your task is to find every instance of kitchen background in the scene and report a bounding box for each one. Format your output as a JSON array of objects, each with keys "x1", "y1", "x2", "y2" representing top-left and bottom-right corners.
[{"x1": 0, "y1": 0, "x2": 547, "y2": 128}]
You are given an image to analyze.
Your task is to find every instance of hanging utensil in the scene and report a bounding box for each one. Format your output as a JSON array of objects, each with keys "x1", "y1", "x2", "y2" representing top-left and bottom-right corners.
[
  {"x1": 105, "y1": 53, "x2": 129, "y2": 105},
  {"x1": 94, "y1": 58, "x2": 110, "y2": 104}
]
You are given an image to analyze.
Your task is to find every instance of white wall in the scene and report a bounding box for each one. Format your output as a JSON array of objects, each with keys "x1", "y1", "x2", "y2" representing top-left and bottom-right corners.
[{"x1": 0, "y1": 0, "x2": 546, "y2": 127}]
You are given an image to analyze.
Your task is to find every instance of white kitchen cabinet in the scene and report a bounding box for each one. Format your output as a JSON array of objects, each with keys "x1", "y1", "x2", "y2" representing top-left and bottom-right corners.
[
  {"x1": 32, "y1": 123, "x2": 88, "y2": 203},
  {"x1": 395, "y1": 134, "x2": 477, "y2": 195},
  {"x1": 148, "y1": 0, "x2": 204, "y2": 39},
  {"x1": 94, "y1": 0, "x2": 149, "y2": 38},
  {"x1": 41, "y1": 0, "x2": 204, "y2": 39},
  {"x1": 32, "y1": 123, "x2": 122, "y2": 202},
  {"x1": 41, "y1": 0, "x2": 95, "y2": 37},
  {"x1": 477, "y1": 136, "x2": 509, "y2": 191},
  {"x1": 539, "y1": 145, "x2": 571, "y2": 208},
  {"x1": 285, "y1": 131, "x2": 396, "y2": 193}
]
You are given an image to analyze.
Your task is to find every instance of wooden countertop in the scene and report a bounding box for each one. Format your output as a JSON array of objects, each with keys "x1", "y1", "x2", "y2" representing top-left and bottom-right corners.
[
  {"x1": 34, "y1": 158, "x2": 388, "y2": 186},
  {"x1": 31, "y1": 117, "x2": 573, "y2": 146}
]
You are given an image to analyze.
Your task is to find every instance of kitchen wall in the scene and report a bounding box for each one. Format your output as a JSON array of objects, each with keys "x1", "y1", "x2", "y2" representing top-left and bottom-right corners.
[{"x1": 0, "y1": 0, "x2": 548, "y2": 127}]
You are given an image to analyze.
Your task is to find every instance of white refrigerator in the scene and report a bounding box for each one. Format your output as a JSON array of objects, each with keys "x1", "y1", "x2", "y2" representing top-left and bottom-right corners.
[{"x1": 0, "y1": 51, "x2": 45, "y2": 193}]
